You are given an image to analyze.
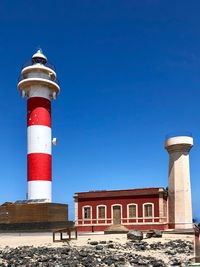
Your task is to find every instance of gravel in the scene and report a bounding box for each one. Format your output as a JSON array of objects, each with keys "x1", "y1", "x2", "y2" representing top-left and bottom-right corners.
[{"x1": 0, "y1": 239, "x2": 193, "y2": 266}]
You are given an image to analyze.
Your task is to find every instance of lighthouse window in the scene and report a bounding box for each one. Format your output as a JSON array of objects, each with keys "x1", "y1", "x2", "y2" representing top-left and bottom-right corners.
[{"x1": 83, "y1": 207, "x2": 91, "y2": 219}]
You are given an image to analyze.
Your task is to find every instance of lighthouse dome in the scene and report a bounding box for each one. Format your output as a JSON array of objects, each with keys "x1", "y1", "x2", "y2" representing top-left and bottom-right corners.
[{"x1": 32, "y1": 49, "x2": 47, "y2": 64}]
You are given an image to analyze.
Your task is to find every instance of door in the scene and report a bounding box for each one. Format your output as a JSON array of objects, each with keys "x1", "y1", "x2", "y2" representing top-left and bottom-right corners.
[{"x1": 113, "y1": 205, "x2": 121, "y2": 224}]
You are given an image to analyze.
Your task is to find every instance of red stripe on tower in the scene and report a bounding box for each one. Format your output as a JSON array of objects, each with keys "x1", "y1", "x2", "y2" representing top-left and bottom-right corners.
[
  {"x1": 28, "y1": 153, "x2": 52, "y2": 181},
  {"x1": 27, "y1": 97, "x2": 51, "y2": 127}
]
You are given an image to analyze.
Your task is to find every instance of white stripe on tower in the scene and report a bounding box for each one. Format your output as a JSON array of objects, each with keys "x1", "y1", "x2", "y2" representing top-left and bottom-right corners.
[
  {"x1": 28, "y1": 125, "x2": 51, "y2": 154},
  {"x1": 28, "y1": 181, "x2": 52, "y2": 201}
]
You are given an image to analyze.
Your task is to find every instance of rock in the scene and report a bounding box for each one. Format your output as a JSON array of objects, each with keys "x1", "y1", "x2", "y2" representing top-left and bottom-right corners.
[
  {"x1": 99, "y1": 240, "x2": 107, "y2": 244},
  {"x1": 0, "y1": 238, "x2": 193, "y2": 267},
  {"x1": 127, "y1": 230, "x2": 143, "y2": 241},
  {"x1": 146, "y1": 230, "x2": 162, "y2": 238},
  {"x1": 169, "y1": 259, "x2": 181, "y2": 266},
  {"x1": 146, "y1": 231, "x2": 154, "y2": 238},
  {"x1": 165, "y1": 249, "x2": 176, "y2": 255},
  {"x1": 130, "y1": 258, "x2": 139, "y2": 264},
  {"x1": 151, "y1": 260, "x2": 165, "y2": 267},
  {"x1": 107, "y1": 243, "x2": 115, "y2": 249},
  {"x1": 130, "y1": 241, "x2": 148, "y2": 251},
  {"x1": 115, "y1": 263, "x2": 132, "y2": 267},
  {"x1": 152, "y1": 230, "x2": 162, "y2": 238},
  {"x1": 176, "y1": 248, "x2": 186, "y2": 253},
  {"x1": 89, "y1": 241, "x2": 98, "y2": 245},
  {"x1": 79, "y1": 250, "x2": 88, "y2": 257},
  {"x1": 138, "y1": 258, "x2": 149, "y2": 265},
  {"x1": 112, "y1": 255, "x2": 120, "y2": 261},
  {"x1": 95, "y1": 245, "x2": 104, "y2": 250},
  {"x1": 104, "y1": 258, "x2": 114, "y2": 265}
]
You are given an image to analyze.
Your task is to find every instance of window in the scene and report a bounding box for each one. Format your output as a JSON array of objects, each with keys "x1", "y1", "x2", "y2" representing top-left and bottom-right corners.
[
  {"x1": 129, "y1": 205, "x2": 137, "y2": 218},
  {"x1": 144, "y1": 204, "x2": 153, "y2": 217},
  {"x1": 83, "y1": 207, "x2": 91, "y2": 219},
  {"x1": 98, "y1": 206, "x2": 105, "y2": 219}
]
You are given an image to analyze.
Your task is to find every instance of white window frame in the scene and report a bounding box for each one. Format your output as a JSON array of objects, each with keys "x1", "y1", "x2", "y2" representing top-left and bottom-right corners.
[
  {"x1": 127, "y1": 203, "x2": 138, "y2": 220},
  {"x1": 111, "y1": 204, "x2": 123, "y2": 224},
  {"x1": 143, "y1": 202, "x2": 154, "y2": 218},
  {"x1": 96, "y1": 205, "x2": 107, "y2": 223},
  {"x1": 82, "y1": 205, "x2": 92, "y2": 221}
]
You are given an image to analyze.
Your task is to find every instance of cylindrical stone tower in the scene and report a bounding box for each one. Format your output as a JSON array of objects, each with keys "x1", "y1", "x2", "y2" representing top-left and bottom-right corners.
[
  {"x1": 17, "y1": 49, "x2": 60, "y2": 202},
  {"x1": 165, "y1": 135, "x2": 193, "y2": 229}
]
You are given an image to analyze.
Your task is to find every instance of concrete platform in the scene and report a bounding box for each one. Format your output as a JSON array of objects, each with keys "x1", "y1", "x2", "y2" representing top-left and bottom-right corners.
[{"x1": 104, "y1": 224, "x2": 129, "y2": 234}]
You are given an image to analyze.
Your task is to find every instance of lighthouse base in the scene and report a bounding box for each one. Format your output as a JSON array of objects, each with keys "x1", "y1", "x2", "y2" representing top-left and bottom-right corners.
[{"x1": 0, "y1": 202, "x2": 71, "y2": 232}]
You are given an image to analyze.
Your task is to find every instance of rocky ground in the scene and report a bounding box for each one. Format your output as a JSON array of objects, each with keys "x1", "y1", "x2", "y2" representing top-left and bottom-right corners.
[{"x1": 0, "y1": 238, "x2": 194, "y2": 266}]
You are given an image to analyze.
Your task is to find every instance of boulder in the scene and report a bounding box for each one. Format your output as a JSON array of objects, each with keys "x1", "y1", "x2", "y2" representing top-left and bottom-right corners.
[
  {"x1": 152, "y1": 230, "x2": 162, "y2": 238},
  {"x1": 146, "y1": 230, "x2": 162, "y2": 238},
  {"x1": 115, "y1": 263, "x2": 132, "y2": 267},
  {"x1": 89, "y1": 241, "x2": 98, "y2": 245},
  {"x1": 99, "y1": 240, "x2": 107, "y2": 244},
  {"x1": 107, "y1": 243, "x2": 115, "y2": 249},
  {"x1": 146, "y1": 231, "x2": 154, "y2": 238},
  {"x1": 127, "y1": 230, "x2": 143, "y2": 241},
  {"x1": 95, "y1": 245, "x2": 104, "y2": 250}
]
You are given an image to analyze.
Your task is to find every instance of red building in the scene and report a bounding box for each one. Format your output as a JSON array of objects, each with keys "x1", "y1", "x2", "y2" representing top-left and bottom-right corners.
[{"x1": 74, "y1": 187, "x2": 168, "y2": 232}]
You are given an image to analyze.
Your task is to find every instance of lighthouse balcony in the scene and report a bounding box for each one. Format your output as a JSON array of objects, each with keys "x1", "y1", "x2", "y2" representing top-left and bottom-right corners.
[
  {"x1": 17, "y1": 76, "x2": 60, "y2": 96},
  {"x1": 22, "y1": 60, "x2": 56, "y2": 72},
  {"x1": 165, "y1": 132, "x2": 193, "y2": 151},
  {"x1": 18, "y1": 72, "x2": 60, "y2": 84},
  {"x1": 20, "y1": 63, "x2": 57, "y2": 80}
]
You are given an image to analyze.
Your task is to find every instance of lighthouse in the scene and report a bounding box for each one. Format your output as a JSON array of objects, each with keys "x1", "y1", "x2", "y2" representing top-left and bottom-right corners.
[
  {"x1": 165, "y1": 135, "x2": 193, "y2": 229},
  {"x1": 17, "y1": 49, "x2": 60, "y2": 202}
]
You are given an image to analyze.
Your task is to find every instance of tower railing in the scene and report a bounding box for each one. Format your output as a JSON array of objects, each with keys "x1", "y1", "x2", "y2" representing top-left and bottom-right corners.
[
  {"x1": 17, "y1": 74, "x2": 60, "y2": 86},
  {"x1": 21, "y1": 60, "x2": 56, "y2": 72}
]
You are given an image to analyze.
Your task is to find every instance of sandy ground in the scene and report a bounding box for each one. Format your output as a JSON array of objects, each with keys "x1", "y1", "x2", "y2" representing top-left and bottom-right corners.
[
  {"x1": 0, "y1": 232, "x2": 194, "y2": 248},
  {"x1": 0, "y1": 232, "x2": 195, "y2": 264}
]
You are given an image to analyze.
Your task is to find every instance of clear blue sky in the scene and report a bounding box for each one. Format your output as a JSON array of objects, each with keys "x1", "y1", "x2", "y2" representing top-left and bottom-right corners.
[{"x1": 0, "y1": 1, "x2": 199, "y2": 220}]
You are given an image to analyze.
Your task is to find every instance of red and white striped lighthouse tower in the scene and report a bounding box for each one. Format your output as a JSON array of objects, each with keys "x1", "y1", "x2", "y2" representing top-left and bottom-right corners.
[{"x1": 17, "y1": 49, "x2": 60, "y2": 202}]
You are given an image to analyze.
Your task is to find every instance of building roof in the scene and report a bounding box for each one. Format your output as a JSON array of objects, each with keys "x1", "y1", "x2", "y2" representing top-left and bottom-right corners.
[{"x1": 74, "y1": 187, "x2": 167, "y2": 199}]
